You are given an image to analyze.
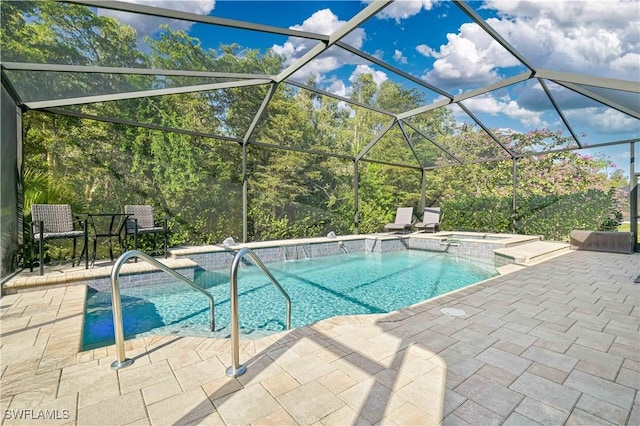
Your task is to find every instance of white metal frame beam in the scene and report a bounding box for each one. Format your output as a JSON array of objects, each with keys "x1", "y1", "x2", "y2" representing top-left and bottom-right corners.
[
  {"x1": 61, "y1": 0, "x2": 329, "y2": 41},
  {"x1": 24, "y1": 79, "x2": 271, "y2": 109}
]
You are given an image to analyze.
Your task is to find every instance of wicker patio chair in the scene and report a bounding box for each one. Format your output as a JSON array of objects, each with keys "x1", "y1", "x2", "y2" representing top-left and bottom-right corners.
[
  {"x1": 30, "y1": 204, "x2": 88, "y2": 275},
  {"x1": 124, "y1": 205, "x2": 168, "y2": 258}
]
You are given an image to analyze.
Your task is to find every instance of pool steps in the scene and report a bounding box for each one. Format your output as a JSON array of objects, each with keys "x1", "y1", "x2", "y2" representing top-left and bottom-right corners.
[{"x1": 109, "y1": 250, "x2": 216, "y2": 370}]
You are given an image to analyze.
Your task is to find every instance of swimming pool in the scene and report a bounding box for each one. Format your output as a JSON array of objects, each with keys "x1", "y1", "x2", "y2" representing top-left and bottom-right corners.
[{"x1": 82, "y1": 250, "x2": 497, "y2": 349}]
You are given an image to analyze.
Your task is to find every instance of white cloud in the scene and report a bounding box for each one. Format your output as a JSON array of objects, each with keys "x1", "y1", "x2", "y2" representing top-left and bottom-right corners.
[
  {"x1": 393, "y1": 49, "x2": 408, "y2": 64},
  {"x1": 418, "y1": 0, "x2": 638, "y2": 90},
  {"x1": 565, "y1": 107, "x2": 639, "y2": 134},
  {"x1": 326, "y1": 77, "x2": 349, "y2": 98},
  {"x1": 349, "y1": 65, "x2": 388, "y2": 88},
  {"x1": 421, "y1": 21, "x2": 522, "y2": 90},
  {"x1": 463, "y1": 95, "x2": 545, "y2": 128},
  {"x1": 374, "y1": 0, "x2": 439, "y2": 23},
  {"x1": 98, "y1": 0, "x2": 216, "y2": 36},
  {"x1": 416, "y1": 44, "x2": 438, "y2": 58},
  {"x1": 272, "y1": 9, "x2": 366, "y2": 82},
  {"x1": 407, "y1": 0, "x2": 639, "y2": 138}
]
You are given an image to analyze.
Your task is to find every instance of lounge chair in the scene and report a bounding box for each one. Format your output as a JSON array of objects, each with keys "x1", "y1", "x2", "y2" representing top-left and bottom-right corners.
[
  {"x1": 124, "y1": 205, "x2": 168, "y2": 258},
  {"x1": 414, "y1": 207, "x2": 440, "y2": 233},
  {"x1": 383, "y1": 207, "x2": 414, "y2": 234},
  {"x1": 30, "y1": 204, "x2": 88, "y2": 275}
]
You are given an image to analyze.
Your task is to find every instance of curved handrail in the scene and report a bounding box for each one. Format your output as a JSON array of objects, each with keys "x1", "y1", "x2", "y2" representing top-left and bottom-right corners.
[
  {"x1": 227, "y1": 247, "x2": 291, "y2": 377},
  {"x1": 110, "y1": 250, "x2": 215, "y2": 370}
]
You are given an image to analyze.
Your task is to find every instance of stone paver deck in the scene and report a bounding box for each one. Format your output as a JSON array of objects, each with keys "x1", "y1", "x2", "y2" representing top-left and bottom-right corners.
[{"x1": 1, "y1": 250, "x2": 639, "y2": 425}]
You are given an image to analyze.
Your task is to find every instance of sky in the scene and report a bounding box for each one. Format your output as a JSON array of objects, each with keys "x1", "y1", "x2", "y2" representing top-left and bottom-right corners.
[{"x1": 97, "y1": 0, "x2": 639, "y2": 177}]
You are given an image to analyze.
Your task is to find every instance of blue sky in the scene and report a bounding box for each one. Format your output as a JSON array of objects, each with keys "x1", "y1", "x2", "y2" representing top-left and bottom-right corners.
[{"x1": 98, "y1": 0, "x2": 639, "y2": 177}]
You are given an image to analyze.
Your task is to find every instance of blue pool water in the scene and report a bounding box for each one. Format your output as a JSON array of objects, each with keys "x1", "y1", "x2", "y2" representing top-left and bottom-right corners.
[{"x1": 82, "y1": 250, "x2": 497, "y2": 349}]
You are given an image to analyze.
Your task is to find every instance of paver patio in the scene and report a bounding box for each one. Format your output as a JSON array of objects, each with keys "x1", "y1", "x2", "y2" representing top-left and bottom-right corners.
[{"x1": 1, "y1": 249, "x2": 638, "y2": 425}]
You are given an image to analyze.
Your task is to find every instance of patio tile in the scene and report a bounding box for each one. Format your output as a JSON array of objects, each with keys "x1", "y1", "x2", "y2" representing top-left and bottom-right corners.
[
  {"x1": 622, "y1": 358, "x2": 640, "y2": 372},
  {"x1": 475, "y1": 347, "x2": 531, "y2": 376},
  {"x1": 439, "y1": 348, "x2": 485, "y2": 380},
  {"x1": 5, "y1": 391, "x2": 77, "y2": 426},
  {"x1": 387, "y1": 348, "x2": 443, "y2": 381},
  {"x1": 564, "y1": 369, "x2": 635, "y2": 410},
  {"x1": 279, "y1": 352, "x2": 337, "y2": 385},
  {"x1": 616, "y1": 367, "x2": 640, "y2": 389},
  {"x1": 141, "y1": 378, "x2": 183, "y2": 406},
  {"x1": 214, "y1": 383, "x2": 281, "y2": 424},
  {"x1": 502, "y1": 411, "x2": 541, "y2": 426},
  {"x1": 260, "y1": 371, "x2": 300, "y2": 397},
  {"x1": 475, "y1": 364, "x2": 518, "y2": 387},
  {"x1": 565, "y1": 408, "x2": 617, "y2": 426},
  {"x1": 254, "y1": 408, "x2": 299, "y2": 425},
  {"x1": 525, "y1": 362, "x2": 569, "y2": 384},
  {"x1": 629, "y1": 404, "x2": 640, "y2": 426},
  {"x1": 441, "y1": 412, "x2": 473, "y2": 426},
  {"x1": 452, "y1": 399, "x2": 504, "y2": 426},
  {"x1": 201, "y1": 376, "x2": 243, "y2": 401},
  {"x1": 173, "y1": 356, "x2": 227, "y2": 390},
  {"x1": 373, "y1": 367, "x2": 411, "y2": 391},
  {"x1": 567, "y1": 311, "x2": 610, "y2": 332},
  {"x1": 450, "y1": 328, "x2": 498, "y2": 350},
  {"x1": 117, "y1": 360, "x2": 174, "y2": 395},
  {"x1": 317, "y1": 369, "x2": 357, "y2": 395},
  {"x1": 515, "y1": 396, "x2": 569, "y2": 425},
  {"x1": 490, "y1": 326, "x2": 537, "y2": 348},
  {"x1": 521, "y1": 345, "x2": 578, "y2": 373},
  {"x1": 609, "y1": 341, "x2": 640, "y2": 361},
  {"x1": 565, "y1": 343, "x2": 623, "y2": 380},
  {"x1": 529, "y1": 324, "x2": 577, "y2": 353},
  {"x1": 455, "y1": 374, "x2": 523, "y2": 416},
  {"x1": 146, "y1": 387, "x2": 215, "y2": 426},
  {"x1": 509, "y1": 372, "x2": 580, "y2": 412},
  {"x1": 0, "y1": 368, "x2": 60, "y2": 398},
  {"x1": 386, "y1": 401, "x2": 438, "y2": 425},
  {"x1": 77, "y1": 391, "x2": 147, "y2": 425},
  {"x1": 278, "y1": 381, "x2": 344, "y2": 425},
  {"x1": 337, "y1": 378, "x2": 403, "y2": 424},
  {"x1": 567, "y1": 324, "x2": 615, "y2": 351},
  {"x1": 575, "y1": 393, "x2": 630, "y2": 425},
  {"x1": 166, "y1": 350, "x2": 202, "y2": 370},
  {"x1": 412, "y1": 329, "x2": 457, "y2": 353}
]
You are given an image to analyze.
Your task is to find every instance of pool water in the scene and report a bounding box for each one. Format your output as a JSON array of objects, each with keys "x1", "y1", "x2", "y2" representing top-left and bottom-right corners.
[{"x1": 82, "y1": 250, "x2": 497, "y2": 349}]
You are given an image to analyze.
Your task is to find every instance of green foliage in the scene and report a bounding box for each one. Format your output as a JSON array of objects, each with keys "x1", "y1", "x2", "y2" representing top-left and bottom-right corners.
[
  {"x1": 441, "y1": 197, "x2": 512, "y2": 233},
  {"x1": 443, "y1": 189, "x2": 623, "y2": 241}
]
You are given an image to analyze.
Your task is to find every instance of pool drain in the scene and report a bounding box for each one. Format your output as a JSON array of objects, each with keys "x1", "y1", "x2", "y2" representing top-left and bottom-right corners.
[{"x1": 440, "y1": 307, "x2": 466, "y2": 317}]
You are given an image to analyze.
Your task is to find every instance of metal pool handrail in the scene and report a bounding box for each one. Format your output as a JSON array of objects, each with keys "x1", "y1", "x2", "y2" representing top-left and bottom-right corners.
[
  {"x1": 109, "y1": 250, "x2": 216, "y2": 370},
  {"x1": 227, "y1": 247, "x2": 291, "y2": 377}
]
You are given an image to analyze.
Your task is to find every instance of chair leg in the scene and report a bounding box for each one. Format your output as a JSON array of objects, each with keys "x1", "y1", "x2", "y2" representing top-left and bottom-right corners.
[
  {"x1": 163, "y1": 230, "x2": 168, "y2": 259},
  {"x1": 84, "y1": 229, "x2": 89, "y2": 270},
  {"x1": 30, "y1": 237, "x2": 34, "y2": 273},
  {"x1": 39, "y1": 237, "x2": 44, "y2": 276},
  {"x1": 72, "y1": 237, "x2": 77, "y2": 267},
  {"x1": 108, "y1": 237, "x2": 114, "y2": 261},
  {"x1": 92, "y1": 237, "x2": 98, "y2": 266}
]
